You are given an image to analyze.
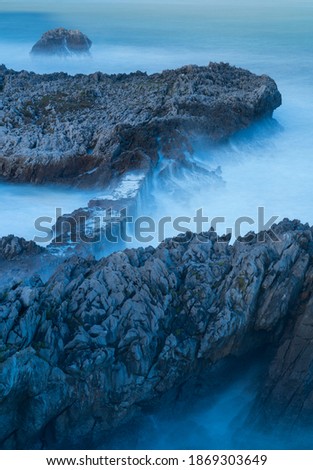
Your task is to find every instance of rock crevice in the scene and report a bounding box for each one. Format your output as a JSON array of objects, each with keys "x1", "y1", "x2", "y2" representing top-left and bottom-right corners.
[{"x1": 31, "y1": 28, "x2": 92, "y2": 56}]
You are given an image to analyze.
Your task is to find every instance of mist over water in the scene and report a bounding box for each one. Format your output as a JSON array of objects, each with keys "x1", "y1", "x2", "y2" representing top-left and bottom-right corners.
[
  {"x1": 0, "y1": 183, "x2": 96, "y2": 241},
  {"x1": 0, "y1": 2, "x2": 313, "y2": 242},
  {"x1": 104, "y1": 358, "x2": 262, "y2": 450},
  {"x1": 141, "y1": 92, "x2": 313, "y2": 243},
  {"x1": 102, "y1": 353, "x2": 313, "y2": 450},
  {"x1": 1, "y1": 1, "x2": 313, "y2": 448}
]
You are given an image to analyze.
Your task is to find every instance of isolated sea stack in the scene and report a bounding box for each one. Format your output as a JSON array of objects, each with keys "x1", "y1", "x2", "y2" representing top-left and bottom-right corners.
[{"x1": 31, "y1": 28, "x2": 92, "y2": 56}]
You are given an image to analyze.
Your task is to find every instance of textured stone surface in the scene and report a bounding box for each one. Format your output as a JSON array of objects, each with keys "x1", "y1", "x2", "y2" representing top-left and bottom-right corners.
[
  {"x1": 253, "y1": 261, "x2": 313, "y2": 433},
  {"x1": 0, "y1": 220, "x2": 313, "y2": 449},
  {"x1": 31, "y1": 28, "x2": 92, "y2": 56},
  {"x1": 0, "y1": 63, "x2": 281, "y2": 187},
  {"x1": 0, "y1": 235, "x2": 43, "y2": 261}
]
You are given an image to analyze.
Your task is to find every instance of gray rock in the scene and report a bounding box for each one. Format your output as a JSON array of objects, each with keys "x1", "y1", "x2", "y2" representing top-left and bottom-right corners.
[
  {"x1": 0, "y1": 63, "x2": 281, "y2": 187},
  {"x1": 0, "y1": 220, "x2": 312, "y2": 448},
  {"x1": 0, "y1": 235, "x2": 43, "y2": 260},
  {"x1": 31, "y1": 28, "x2": 92, "y2": 56}
]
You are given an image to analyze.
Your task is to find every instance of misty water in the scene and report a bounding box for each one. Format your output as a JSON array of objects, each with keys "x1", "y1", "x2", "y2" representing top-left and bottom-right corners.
[
  {"x1": 0, "y1": 0, "x2": 313, "y2": 448},
  {"x1": 103, "y1": 354, "x2": 312, "y2": 451},
  {"x1": 0, "y1": 1, "x2": 313, "y2": 242}
]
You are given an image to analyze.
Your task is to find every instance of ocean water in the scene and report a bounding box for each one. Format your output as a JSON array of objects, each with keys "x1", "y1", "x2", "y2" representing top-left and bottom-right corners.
[
  {"x1": 0, "y1": 1, "x2": 313, "y2": 242},
  {"x1": 0, "y1": 182, "x2": 96, "y2": 241},
  {"x1": 104, "y1": 355, "x2": 311, "y2": 451},
  {"x1": 0, "y1": 0, "x2": 313, "y2": 449}
]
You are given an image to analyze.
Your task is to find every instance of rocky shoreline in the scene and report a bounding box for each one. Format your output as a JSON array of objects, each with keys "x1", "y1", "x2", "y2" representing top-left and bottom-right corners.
[
  {"x1": 0, "y1": 62, "x2": 282, "y2": 254},
  {"x1": 0, "y1": 62, "x2": 281, "y2": 188},
  {"x1": 1, "y1": 220, "x2": 313, "y2": 448},
  {"x1": 1, "y1": 62, "x2": 308, "y2": 449}
]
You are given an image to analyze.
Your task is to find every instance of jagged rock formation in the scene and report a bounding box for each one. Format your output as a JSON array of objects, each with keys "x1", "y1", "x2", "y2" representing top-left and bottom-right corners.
[
  {"x1": 0, "y1": 220, "x2": 313, "y2": 449},
  {"x1": 0, "y1": 236, "x2": 61, "y2": 296},
  {"x1": 0, "y1": 235, "x2": 43, "y2": 261},
  {"x1": 31, "y1": 28, "x2": 92, "y2": 56},
  {"x1": 0, "y1": 63, "x2": 281, "y2": 187},
  {"x1": 253, "y1": 257, "x2": 313, "y2": 435}
]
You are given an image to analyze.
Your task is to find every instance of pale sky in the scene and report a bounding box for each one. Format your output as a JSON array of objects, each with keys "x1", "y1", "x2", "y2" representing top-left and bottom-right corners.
[{"x1": 0, "y1": 0, "x2": 305, "y2": 12}]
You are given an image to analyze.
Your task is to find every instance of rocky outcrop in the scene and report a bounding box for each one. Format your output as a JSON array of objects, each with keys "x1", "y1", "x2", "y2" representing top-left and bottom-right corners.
[
  {"x1": 1, "y1": 219, "x2": 313, "y2": 449},
  {"x1": 253, "y1": 260, "x2": 313, "y2": 435},
  {"x1": 0, "y1": 235, "x2": 44, "y2": 261},
  {"x1": 31, "y1": 28, "x2": 92, "y2": 56},
  {"x1": 0, "y1": 63, "x2": 281, "y2": 187},
  {"x1": 0, "y1": 236, "x2": 61, "y2": 297}
]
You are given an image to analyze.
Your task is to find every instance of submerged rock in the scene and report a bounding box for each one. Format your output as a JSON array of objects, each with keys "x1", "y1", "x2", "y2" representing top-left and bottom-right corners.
[
  {"x1": 31, "y1": 28, "x2": 92, "y2": 56},
  {"x1": 0, "y1": 220, "x2": 313, "y2": 449}
]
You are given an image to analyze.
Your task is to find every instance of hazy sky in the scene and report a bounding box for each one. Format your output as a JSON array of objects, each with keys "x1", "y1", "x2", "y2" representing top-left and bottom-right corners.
[
  {"x1": 0, "y1": 0, "x2": 306, "y2": 12},
  {"x1": 1, "y1": 0, "x2": 197, "y2": 10}
]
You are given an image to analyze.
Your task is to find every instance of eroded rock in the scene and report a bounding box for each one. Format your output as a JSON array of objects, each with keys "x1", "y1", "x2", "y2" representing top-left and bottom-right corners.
[
  {"x1": 0, "y1": 220, "x2": 312, "y2": 448},
  {"x1": 31, "y1": 28, "x2": 92, "y2": 56},
  {"x1": 0, "y1": 63, "x2": 281, "y2": 187}
]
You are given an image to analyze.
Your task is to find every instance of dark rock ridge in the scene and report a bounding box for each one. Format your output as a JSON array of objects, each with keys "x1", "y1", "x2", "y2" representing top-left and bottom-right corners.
[
  {"x1": 0, "y1": 236, "x2": 61, "y2": 298},
  {"x1": 31, "y1": 28, "x2": 92, "y2": 56},
  {"x1": 253, "y1": 255, "x2": 313, "y2": 434},
  {"x1": 0, "y1": 62, "x2": 281, "y2": 187},
  {"x1": 1, "y1": 219, "x2": 313, "y2": 449},
  {"x1": 0, "y1": 235, "x2": 44, "y2": 261}
]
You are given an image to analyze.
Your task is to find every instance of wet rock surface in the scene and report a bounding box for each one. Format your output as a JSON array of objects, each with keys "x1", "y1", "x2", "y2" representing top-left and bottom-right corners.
[
  {"x1": 0, "y1": 220, "x2": 313, "y2": 449},
  {"x1": 31, "y1": 28, "x2": 92, "y2": 56},
  {"x1": 0, "y1": 62, "x2": 281, "y2": 187}
]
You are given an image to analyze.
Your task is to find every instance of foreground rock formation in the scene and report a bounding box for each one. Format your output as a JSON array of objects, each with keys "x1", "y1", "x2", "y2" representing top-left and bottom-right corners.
[
  {"x1": 0, "y1": 220, "x2": 313, "y2": 449},
  {"x1": 0, "y1": 63, "x2": 281, "y2": 187},
  {"x1": 31, "y1": 28, "x2": 92, "y2": 56}
]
